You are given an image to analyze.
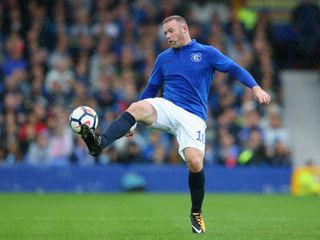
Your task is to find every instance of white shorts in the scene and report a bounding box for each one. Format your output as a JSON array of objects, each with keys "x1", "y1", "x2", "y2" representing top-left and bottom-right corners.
[{"x1": 145, "y1": 98, "x2": 207, "y2": 160}]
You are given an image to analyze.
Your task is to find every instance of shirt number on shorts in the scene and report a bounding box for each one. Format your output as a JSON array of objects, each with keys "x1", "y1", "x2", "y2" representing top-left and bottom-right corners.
[{"x1": 196, "y1": 130, "x2": 205, "y2": 143}]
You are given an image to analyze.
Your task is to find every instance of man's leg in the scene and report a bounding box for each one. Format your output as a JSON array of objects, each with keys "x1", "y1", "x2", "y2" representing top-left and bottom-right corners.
[
  {"x1": 81, "y1": 100, "x2": 157, "y2": 156},
  {"x1": 99, "y1": 111, "x2": 136, "y2": 148},
  {"x1": 184, "y1": 147, "x2": 206, "y2": 234}
]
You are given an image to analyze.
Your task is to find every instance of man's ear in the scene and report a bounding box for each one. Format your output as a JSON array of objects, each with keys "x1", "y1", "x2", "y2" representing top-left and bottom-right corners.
[{"x1": 183, "y1": 24, "x2": 188, "y2": 33}]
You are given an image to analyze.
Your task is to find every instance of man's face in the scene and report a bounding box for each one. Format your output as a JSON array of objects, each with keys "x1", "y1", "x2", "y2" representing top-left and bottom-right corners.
[{"x1": 163, "y1": 20, "x2": 186, "y2": 49}]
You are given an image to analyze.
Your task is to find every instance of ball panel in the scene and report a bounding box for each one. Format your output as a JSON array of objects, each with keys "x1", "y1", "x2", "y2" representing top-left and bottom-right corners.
[
  {"x1": 72, "y1": 107, "x2": 86, "y2": 119},
  {"x1": 81, "y1": 115, "x2": 95, "y2": 128},
  {"x1": 84, "y1": 106, "x2": 96, "y2": 115},
  {"x1": 70, "y1": 119, "x2": 81, "y2": 133}
]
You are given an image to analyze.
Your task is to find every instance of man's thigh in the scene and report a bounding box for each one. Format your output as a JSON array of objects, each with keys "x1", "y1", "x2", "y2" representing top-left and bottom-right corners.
[{"x1": 145, "y1": 98, "x2": 207, "y2": 161}]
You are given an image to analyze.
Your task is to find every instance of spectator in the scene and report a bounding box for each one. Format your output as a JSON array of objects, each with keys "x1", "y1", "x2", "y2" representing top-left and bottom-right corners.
[
  {"x1": 271, "y1": 141, "x2": 291, "y2": 167},
  {"x1": 216, "y1": 128, "x2": 240, "y2": 168},
  {"x1": 0, "y1": 1, "x2": 293, "y2": 167},
  {"x1": 18, "y1": 111, "x2": 47, "y2": 154},
  {"x1": 89, "y1": 37, "x2": 116, "y2": 90},
  {"x1": 45, "y1": 56, "x2": 74, "y2": 103},
  {"x1": 47, "y1": 33, "x2": 71, "y2": 69},
  {"x1": 119, "y1": 140, "x2": 144, "y2": 164},
  {"x1": 264, "y1": 110, "x2": 289, "y2": 149},
  {"x1": 1, "y1": 34, "x2": 27, "y2": 77},
  {"x1": 239, "y1": 128, "x2": 269, "y2": 166},
  {"x1": 46, "y1": 105, "x2": 74, "y2": 166},
  {"x1": 25, "y1": 130, "x2": 50, "y2": 165},
  {"x1": 142, "y1": 131, "x2": 169, "y2": 164},
  {"x1": 239, "y1": 109, "x2": 264, "y2": 143}
]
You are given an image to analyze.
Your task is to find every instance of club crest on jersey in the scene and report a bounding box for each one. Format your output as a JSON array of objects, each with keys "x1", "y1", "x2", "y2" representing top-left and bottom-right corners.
[{"x1": 191, "y1": 53, "x2": 202, "y2": 62}]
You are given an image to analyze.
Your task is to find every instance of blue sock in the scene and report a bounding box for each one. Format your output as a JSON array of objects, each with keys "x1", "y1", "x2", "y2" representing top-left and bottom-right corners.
[
  {"x1": 100, "y1": 112, "x2": 136, "y2": 149},
  {"x1": 189, "y1": 169, "x2": 205, "y2": 213}
]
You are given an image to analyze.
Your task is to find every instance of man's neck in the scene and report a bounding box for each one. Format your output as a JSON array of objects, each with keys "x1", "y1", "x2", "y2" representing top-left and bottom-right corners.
[{"x1": 183, "y1": 37, "x2": 192, "y2": 46}]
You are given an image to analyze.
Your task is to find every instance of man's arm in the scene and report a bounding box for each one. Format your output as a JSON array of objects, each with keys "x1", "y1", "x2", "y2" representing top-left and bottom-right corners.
[
  {"x1": 139, "y1": 55, "x2": 164, "y2": 100},
  {"x1": 226, "y1": 62, "x2": 271, "y2": 105},
  {"x1": 226, "y1": 61, "x2": 257, "y2": 88},
  {"x1": 139, "y1": 82, "x2": 162, "y2": 100}
]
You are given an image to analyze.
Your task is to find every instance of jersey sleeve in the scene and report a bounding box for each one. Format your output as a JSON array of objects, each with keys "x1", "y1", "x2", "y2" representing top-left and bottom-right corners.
[
  {"x1": 208, "y1": 46, "x2": 234, "y2": 72},
  {"x1": 139, "y1": 82, "x2": 161, "y2": 100},
  {"x1": 139, "y1": 55, "x2": 164, "y2": 99},
  {"x1": 226, "y1": 62, "x2": 258, "y2": 88},
  {"x1": 208, "y1": 46, "x2": 258, "y2": 88},
  {"x1": 148, "y1": 56, "x2": 164, "y2": 85}
]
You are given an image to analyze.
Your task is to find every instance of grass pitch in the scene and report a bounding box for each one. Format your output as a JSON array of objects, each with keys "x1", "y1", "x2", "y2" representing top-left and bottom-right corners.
[{"x1": 0, "y1": 193, "x2": 319, "y2": 240}]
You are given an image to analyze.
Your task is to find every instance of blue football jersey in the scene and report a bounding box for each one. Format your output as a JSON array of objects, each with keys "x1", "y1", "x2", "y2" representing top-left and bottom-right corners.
[{"x1": 144, "y1": 39, "x2": 257, "y2": 121}]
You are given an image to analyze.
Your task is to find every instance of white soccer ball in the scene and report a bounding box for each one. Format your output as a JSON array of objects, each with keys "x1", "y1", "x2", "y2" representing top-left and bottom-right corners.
[{"x1": 69, "y1": 106, "x2": 99, "y2": 134}]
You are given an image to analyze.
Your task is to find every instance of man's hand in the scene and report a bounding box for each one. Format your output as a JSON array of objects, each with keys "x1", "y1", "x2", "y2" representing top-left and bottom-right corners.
[{"x1": 252, "y1": 86, "x2": 271, "y2": 105}]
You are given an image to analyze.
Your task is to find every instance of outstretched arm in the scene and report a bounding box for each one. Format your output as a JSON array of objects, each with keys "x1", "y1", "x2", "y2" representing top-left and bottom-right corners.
[
  {"x1": 139, "y1": 82, "x2": 162, "y2": 100},
  {"x1": 226, "y1": 62, "x2": 271, "y2": 105},
  {"x1": 208, "y1": 46, "x2": 271, "y2": 105}
]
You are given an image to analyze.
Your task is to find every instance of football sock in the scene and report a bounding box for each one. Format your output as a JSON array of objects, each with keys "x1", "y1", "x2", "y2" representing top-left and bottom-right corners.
[
  {"x1": 100, "y1": 112, "x2": 136, "y2": 148},
  {"x1": 189, "y1": 168, "x2": 205, "y2": 213}
]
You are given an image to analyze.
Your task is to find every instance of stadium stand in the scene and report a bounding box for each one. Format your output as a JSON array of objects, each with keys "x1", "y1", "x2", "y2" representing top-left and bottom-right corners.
[{"x1": 0, "y1": 0, "x2": 319, "y2": 168}]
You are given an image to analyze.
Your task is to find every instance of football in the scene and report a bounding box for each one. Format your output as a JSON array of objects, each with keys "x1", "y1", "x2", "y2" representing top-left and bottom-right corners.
[{"x1": 69, "y1": 106, "x2": 99, "y2": 134}]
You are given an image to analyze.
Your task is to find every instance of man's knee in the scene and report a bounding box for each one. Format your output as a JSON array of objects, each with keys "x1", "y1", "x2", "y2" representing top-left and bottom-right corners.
[
  {"x1": 185, "y1": 148, "x2": 204, "y2": 172},
  {"x1": 127, "y1": 100, "x2": 156, "y2": 125},
  {"x1": 127, "y1": 102, "x2": 141, "y2": 115},
  {"x1": 187, "y1": 158, "x2": 204, "y2": 173}
]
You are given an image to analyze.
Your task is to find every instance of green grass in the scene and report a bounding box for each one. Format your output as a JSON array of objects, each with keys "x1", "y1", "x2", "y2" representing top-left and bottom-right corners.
[{"x1": 0, "y1": 193, "x2": 319, "y2": 240}]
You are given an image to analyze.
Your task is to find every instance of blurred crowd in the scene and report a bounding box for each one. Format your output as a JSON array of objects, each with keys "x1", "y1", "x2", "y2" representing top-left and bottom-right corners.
[{"x1": 2, "y1": 0, "x2": 318, "y2": 167}]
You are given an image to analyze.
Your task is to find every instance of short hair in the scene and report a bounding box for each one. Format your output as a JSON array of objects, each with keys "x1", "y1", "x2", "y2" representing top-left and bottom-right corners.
[{"x1": 162, "y1": 15, "x2": 188, "y2": 25}]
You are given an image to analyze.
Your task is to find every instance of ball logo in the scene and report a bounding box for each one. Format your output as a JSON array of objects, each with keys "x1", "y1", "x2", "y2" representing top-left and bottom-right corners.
[
  {"x1": 83, "y1": 120, "x2": 91, "y2": 126},
  {"x1": 191, "y1": 53, "x2": 202, "y2": 62}
]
